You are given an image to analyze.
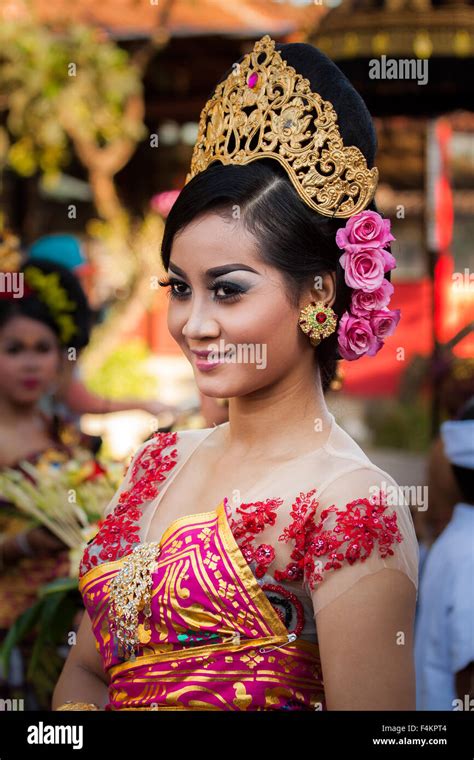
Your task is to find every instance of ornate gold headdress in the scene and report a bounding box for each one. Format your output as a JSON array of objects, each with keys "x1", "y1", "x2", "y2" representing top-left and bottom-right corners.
[{"x1": 186, "y1": 34, "x2": 379, "y2": 219}]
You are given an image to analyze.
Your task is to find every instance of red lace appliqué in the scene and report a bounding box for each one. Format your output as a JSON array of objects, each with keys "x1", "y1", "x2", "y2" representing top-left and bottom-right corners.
[
  {"x1": 79, "y1": 431, "x2": 178, "y2": 577},
  {"x1": 275, "y1": 488, "x2": 403, "y2": 591},
  {"x1": 227, "y1": 496, "x2": 284, "y2": 578}
]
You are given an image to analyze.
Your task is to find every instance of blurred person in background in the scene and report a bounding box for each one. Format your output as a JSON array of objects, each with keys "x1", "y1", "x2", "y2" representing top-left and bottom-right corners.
[
  {"x1": 414, "y1": 396, "x2": 474, "y2": 710},
  {"x1": 414, "y1": 357, "x2": 474, "y2": 588},
  {"x1": 198, "y1": 391, "x2": 229, "y2": 427},
  {"x1": 0, "y1": 254, "x2": 101, "y2": 706},
  {"x1": 27, "y1": 235, "x2": 180, "y2": 425},
  {"x1": 415, "y1": 433, "x2": 463, "y2": 583}
]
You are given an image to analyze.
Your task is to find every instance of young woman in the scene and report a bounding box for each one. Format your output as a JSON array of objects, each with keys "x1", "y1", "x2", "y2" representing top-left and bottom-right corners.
[
  {"x1": 0, "y1": 255, "x2": 95, "y2": 704},
  {"x1": 54, "y1": 36, "x2": 419, "y2": 712}
]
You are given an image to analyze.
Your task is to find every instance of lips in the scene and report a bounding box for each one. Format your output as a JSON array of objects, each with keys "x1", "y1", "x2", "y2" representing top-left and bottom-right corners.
[
  {"x1": 191, "y1": 349, "x2": 229, "y2": 360},
  {"x1": 21, "y1": 378, "x2": 41, "y2": 389},
  {"x1": 192, "y1": 351, "x2": 213, "y2": 358},
  {"x1": 194, "y1": 354, "x2": 226, "y2": 363}
]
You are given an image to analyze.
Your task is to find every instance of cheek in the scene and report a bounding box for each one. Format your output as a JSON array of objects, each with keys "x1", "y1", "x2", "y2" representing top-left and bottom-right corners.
[
  {"x1": 0, "y1": 355, "x2": 25, "y2": 379},
  {"x1": 40, "y1": 352, "x2": 61, "y2": 377},
  {"x1": 231, "y1": 299, "x2": 300, "y2": 357},
  {"x1": 166, "y1": 295, "x2": 302, "y2": 373},
  {"x1": 167, "y1": 306, "x2": 184, "y2": 343},
  {"x1": 226, "y1": 302, "x2": 303, "y2": 381}
]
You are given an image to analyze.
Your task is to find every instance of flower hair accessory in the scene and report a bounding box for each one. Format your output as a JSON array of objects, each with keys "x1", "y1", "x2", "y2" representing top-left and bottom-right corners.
[
  {"x1": 335, "y1": 210, "x2": 401, "y2": 361},
  {"x1": 0, "y1": 231, "x2": 78, "y2": 345},
  {"x1": 23, "y1": 266, "x2": 78, "y2": 344}
]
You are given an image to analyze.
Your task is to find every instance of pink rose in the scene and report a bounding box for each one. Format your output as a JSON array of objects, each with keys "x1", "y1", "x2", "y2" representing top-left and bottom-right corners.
[
  {"x1": 343, "y1": 243, "x2": 396, "y2": 271},
  {"x1": 370, "y1": 308, "x2": 401, "y2": 339},
  {"x1": 337, "y1": 312, "x2": 382, "y2": 361},
  {"x1": 335, "y1": 210, "x2": 395, "y2": 250},
  {"x1": 339, "y1": 248, "x2": 384, "y2": 292},
  {"x1": 351, "y1": 279, "x2": 394, "y2": 316}
]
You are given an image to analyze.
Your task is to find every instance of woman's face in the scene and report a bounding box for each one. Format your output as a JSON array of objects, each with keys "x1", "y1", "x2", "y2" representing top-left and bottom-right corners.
[
  {"x1": 0, "y1": 315, "x2": 62, "y2": 405},
  {"x1": 165, "y1": 211, "x2": 316, "y2": 399}
]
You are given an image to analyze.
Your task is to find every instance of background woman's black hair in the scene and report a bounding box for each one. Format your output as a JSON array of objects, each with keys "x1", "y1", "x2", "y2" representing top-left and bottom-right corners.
[
  {"x1": 0, "y1": 258, "x2": 92, "y2": 350},
  {"x1": 450, "y1": 395, "x2": 474, "y2": 504},
  {"x1": 161, "y1": 42, "x2": 388, "y2": 393}
]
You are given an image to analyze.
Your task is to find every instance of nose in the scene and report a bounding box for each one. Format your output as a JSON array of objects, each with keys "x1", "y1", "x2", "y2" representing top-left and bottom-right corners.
[
  {"x1": 181, "y1": 296, "x2": 220, "y2": 342},
  {"x1": 22, "y1": 351, "x2": 43, "y2": 371}
]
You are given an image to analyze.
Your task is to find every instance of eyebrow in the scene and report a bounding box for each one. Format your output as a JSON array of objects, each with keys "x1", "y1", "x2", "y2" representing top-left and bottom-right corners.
[{"x1": 168, "y1": 263, "x2": 260, "y2": 278}]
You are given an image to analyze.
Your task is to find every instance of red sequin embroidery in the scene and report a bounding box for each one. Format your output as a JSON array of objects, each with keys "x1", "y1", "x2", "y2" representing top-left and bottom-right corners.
[
  {"x1": 275, "y1": 489, "x2": 403, "y2": 591},
  {"x1": 228, "y1": 497, "x2": 283, "y2": 578},
  {"x1": 79, "y1": 432, "x2": 178, "y2": 577}
]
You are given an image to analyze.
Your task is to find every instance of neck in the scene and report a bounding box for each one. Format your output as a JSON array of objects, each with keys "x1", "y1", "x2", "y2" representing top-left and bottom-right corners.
[
  {"x1": 0, "y1": 396, "x2": 43, "y2": 425},
  {"x1": 223, "y1": 362, "x2": 333, "y2": 457}
]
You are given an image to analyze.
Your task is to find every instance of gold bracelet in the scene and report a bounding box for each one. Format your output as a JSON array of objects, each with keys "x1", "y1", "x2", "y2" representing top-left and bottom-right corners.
[{"x1": 56, "y1": 701, "x2": 101, "y2": 711}]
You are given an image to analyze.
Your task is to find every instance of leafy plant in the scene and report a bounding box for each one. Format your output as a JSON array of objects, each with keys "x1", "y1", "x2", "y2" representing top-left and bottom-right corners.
[
  {"x1": 0, "y1": 17, "x2": 171, "y2": 375},
  {"x1": 84, "y1": 338, "x2": 158, "y2": 399},
  {"x1": 0, "y1": 22, "x2": 143, "y2": 185},
  {"x1": 0, "y1": 577, "x2": 82, "y2": 708},
  {"x1": 365, "y1": 397, "x2": 431, "y2": 452}
]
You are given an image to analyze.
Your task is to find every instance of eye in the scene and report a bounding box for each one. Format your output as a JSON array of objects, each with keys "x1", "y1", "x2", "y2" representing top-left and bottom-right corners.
[
  {"x1": 158, "y1": 277, "x2": 190, "y2": 299},
  {"x1": 36, "y1": 342, "x2": 55, "y2": 353},
  {"x1": 4, "y1": 343, "x2": 22, "y2": 355},
  {"x1": 158, "y1": 277, "x2": 245, "y2": 304},
  {"x1": 2, "y1": 340, "x2": 56, "y2": 355},
  {"x1": 208, "y1": 279, "x2": 245, "y2": 303}
]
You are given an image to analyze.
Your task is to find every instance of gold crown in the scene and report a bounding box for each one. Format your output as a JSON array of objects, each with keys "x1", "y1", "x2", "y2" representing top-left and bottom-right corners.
[{"x1": 186, "y1": 35, "x2": 379, "y2": 219}]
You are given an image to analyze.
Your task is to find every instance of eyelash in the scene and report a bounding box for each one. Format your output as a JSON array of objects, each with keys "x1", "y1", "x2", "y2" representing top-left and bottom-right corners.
[
  {"x1": 6, "y1": 344, "x2": 54, "y2": 354},
  {"x1": 158, "y1": 277, "x2": 245, "y2": 304}
]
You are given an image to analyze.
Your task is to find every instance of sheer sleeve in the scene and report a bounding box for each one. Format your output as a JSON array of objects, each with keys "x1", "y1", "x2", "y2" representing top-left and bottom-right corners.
[
  {"x1": 78, "y1": 437, "x2": 163, "y2": 577},
  {"x1": 101, "y1": 439, "x2": 151, "y2": 518},
  {"x1": 302, "y1": 467, "x2": 420, "y2": 616}
]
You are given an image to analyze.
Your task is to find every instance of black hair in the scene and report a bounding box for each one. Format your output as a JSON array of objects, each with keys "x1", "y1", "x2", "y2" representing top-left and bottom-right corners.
[
  {"x1": 450, "y1": 395, "x2": 474, "y2": 504},
  {"x1": 0, "y1": 258, "x2": 92, "y2": 350},
  {"x1": 161, "y1": 42, "x2": 388, "y2": 393}
]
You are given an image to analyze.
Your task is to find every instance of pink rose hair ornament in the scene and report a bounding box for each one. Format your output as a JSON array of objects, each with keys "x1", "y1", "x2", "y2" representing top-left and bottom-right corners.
[
  {"x1": 335, "y1": 210, "x2": 401, "y2": 361},
  {"x1": 298, "y1": 209, "x2": 401, "y2": 361}
]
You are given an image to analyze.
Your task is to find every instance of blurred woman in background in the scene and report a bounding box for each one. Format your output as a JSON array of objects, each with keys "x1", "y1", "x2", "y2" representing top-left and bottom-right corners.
[{"x1": 0, "y1": 254, "x2": 96, "y2": 707}]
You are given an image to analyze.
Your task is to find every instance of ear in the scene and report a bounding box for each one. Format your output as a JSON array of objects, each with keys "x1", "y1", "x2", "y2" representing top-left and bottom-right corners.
[{"x1": 300, "y1": 271, "x2": 336, "y2": 310}]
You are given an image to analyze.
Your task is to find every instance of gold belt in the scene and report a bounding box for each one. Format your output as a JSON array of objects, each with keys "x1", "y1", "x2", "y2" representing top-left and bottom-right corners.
[{"x1": 108, "y1": 704, "x2": 219, "y2": 711}]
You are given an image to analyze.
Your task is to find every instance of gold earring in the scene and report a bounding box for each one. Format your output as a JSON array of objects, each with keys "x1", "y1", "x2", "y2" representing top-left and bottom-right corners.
[{"x1": 298, "y1": 301, "x2": 337, "y2": 347}]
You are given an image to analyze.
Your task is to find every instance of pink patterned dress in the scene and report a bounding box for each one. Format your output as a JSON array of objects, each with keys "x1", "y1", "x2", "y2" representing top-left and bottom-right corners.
[{"x1": 78, "y1": 414, "x2": 419, "y2": 710}]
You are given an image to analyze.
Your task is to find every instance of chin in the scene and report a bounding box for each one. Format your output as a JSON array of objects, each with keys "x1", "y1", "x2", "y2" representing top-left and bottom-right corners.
[
  {"x1": 195, "y1": 374, "x2": 264, "y2": 400},
  {"x1": 193, "y1": 369, "x2": 235, "y2": 392},
  {"x1": 12, "y1": 389, "x2": 44, "y2": 405},
  {"x1": 194, "y1": 380, "x2": 231, "y2": 398}
]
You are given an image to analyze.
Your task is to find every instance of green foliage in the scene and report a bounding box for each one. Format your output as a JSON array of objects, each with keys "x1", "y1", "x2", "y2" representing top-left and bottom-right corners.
[
  {"x1": 0, "y1": 577, "x2": 81, "y2": 708},
  {"x1": 0, "y1": 21, "x2": 145, "y2": 183},
  {"x1": 84, "y1": 338, "x2": 158, "y2": 399},
  {"x1": 365, "y1": 397, "x2": 431, "y2": 452}
]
